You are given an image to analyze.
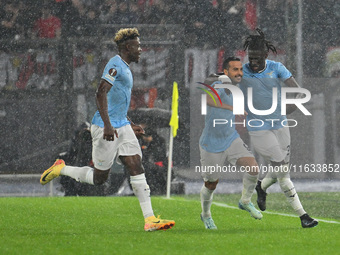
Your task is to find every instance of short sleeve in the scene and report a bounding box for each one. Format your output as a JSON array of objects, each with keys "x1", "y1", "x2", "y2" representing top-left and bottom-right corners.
[
  {"x1": 277, "y1": 62, "x2": 292, "y2": 80},
  {"x1": 102, "y1": 62, "x2": 121, "y2": 86}
]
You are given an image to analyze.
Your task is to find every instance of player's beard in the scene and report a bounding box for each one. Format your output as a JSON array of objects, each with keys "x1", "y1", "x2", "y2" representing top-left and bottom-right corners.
[
  {"x1": 132, "y1": 54, "x2": 140, "y2": 63},
  {"x1": 250, "y1": 64, "x2": 259, "y2": 72},
  {"x1": 233, "y1": 75, "x2": 242, "y2": 84}
]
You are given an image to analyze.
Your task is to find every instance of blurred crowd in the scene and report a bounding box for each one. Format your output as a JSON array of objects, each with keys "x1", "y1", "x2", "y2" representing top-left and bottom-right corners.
[
  {"x1": 0, "y1": 0, "x2": 339, "y2": 89},
  {"x1": 0, "y1": 0, "x2": 254, "y2": 50},
  {"x1": 0, "y1": 0, "x2": 338, "y2": 46}
]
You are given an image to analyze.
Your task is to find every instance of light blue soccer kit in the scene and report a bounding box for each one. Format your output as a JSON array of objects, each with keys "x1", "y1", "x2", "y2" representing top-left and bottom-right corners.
[
  {"x1": 199, "y1": 85, "x2": 239, "y2": 153},
  {"x1": 239, "y1": 60, "x2": 292, "y2": 163},
  {"x1": 199, "y1": 82, "x2": 253, "y2": 181},
  {"x1": 92, "y1": 55, "x2": 132, "y2": 128},
  {"x1": 91, "y1": 55, "x2": 141, "y2": 170}
]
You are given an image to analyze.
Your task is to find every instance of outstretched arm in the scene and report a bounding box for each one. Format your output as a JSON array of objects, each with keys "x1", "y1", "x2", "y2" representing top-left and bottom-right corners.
[
  {"x1": 284, "y1": 76, "x2": 300, "y2": 88},
  {"x1": 284, "y1": 77, "x2": 301, "y2": 115}
]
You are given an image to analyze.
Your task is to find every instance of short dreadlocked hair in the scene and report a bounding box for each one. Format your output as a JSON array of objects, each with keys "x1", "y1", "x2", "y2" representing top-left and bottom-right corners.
[
  {"x1": 243, "y1": 28, "x2": 277, "y2": 54},
  {"x1": 114, "y1": 28, "x2": 140, "y2": 46}
]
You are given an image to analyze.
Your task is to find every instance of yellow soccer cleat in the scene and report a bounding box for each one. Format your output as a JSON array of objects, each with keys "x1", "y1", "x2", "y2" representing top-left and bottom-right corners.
[
  {"x1": 40, "y1": 159, "x2": 65, "y2": 185},
  {"x1": 144, "y1": 215, "x2": 175, "y2": 232}
]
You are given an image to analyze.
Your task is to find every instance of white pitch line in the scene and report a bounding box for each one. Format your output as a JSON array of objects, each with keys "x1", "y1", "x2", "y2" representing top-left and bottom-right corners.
[
  {"x1": 163, "y1": 198, "x2": 340, "y2": 225},
  {"x1": 212, "y1": 202, "x2": 340, "y2": 225}
]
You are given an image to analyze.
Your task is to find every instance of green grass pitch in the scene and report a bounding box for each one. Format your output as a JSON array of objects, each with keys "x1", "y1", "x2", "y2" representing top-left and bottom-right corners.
[{"x1": 0, "y1": 193, "x2": 339, "y2": 255}]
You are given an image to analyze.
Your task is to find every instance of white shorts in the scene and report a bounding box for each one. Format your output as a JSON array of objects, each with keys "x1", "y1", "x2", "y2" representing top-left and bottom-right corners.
[
  {"x1": 249, "y1": 127, "x2": 290, "y2": 163},
  {"x1": 91, "y1": 124, "x2": 142, "y2": 170},
  {"x1": 200, "y1": 137, "x2": 254, "y2": 182}
]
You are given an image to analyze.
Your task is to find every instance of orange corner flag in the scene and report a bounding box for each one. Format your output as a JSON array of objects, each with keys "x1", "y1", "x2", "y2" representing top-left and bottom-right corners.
[{"x1": 169, "y1": 81, "x2": 179, "y2": 137}]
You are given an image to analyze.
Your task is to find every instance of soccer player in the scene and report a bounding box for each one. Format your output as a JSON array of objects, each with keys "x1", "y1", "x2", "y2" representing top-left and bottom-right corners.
[
  {"x1": 199, "y1": 57, "x2": 263, "y2": 230},
  {"x1": 240, "y1": 28, "x2": 318, "y2": 228},
  {"x1": 40, "y1": 28, "x2": 175, "y2": 232}
]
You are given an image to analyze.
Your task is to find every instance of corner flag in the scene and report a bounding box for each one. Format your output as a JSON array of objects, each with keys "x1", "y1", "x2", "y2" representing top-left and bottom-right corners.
[
  {"x1": 169, "y1": 81, "x2": 179, "y2": 137},
  {"x1": 167, "y1": 81, "x2": 179, "y2": 198}
]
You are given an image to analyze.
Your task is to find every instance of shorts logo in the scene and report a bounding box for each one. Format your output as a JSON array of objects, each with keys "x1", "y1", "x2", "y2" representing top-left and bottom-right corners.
[{"x1": 97, "y1": 159, "x2": 104, "y2": 166}]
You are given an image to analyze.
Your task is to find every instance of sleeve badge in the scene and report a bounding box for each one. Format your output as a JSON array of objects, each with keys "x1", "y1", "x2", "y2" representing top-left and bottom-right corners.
[{"x1": 105, "y1": 68, "x2": 117, "y2": 82}]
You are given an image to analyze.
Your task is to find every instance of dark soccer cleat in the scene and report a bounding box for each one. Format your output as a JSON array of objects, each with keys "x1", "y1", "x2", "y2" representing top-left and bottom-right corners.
[
  {"x1": 300, "y1": 214, "x2": 318, "y2": 228},
  {"x1": 255, "y1": 180, "x2": 267, "y2": 211}
]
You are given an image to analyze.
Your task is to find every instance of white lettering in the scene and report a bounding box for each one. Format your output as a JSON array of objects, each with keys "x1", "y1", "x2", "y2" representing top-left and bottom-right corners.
[
  {"x1": 281, "y1": 88, "x2": 312, "y2": 115},
  {"x1": 200, "y1": 85, "x2": 312, "y2": 116},
  {"x1": 211, "y1": 119, "x2": 299, "y2": 127},
  {"x1": 213, "y1": 119, "x2": 228, "y2": 127}
]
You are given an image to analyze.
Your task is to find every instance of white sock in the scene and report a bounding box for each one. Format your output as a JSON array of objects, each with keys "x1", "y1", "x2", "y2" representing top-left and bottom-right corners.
[
  {"x1": 61, "y1": 165, "x2": 94, "y2": 185},
  {"x1": 241, "y1": 173, "x2": 258, "y2": 204},
  {"x1": 278, "y1": 176, "x2": 306, "y2": 216},
  {"x1": 261, "y1": 172, "x2": 277, "y2": 191},
  {"x1": 275, "y1": 164, "x2": 306, "y2": 216},
  {"x1": 200, "y1": 185, "x2": 214, "y2": 218},
  {"x1": 130, "y1": 173, "x2": 154, "y2": 219}
]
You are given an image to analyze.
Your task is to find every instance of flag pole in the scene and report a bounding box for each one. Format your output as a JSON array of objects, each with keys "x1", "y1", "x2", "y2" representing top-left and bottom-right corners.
[
  {"x1": 166, "y1": 127, "x2": 174, "y2": 199},
  {"x1": 167, "y1": 81, "x2": 179, "y2": 199}
]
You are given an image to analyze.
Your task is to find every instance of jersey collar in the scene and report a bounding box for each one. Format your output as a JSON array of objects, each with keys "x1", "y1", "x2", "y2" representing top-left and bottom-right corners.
[
  {"x1": 247, "y1": 60, "x2": 267, "y2": 74},
  {"x1": 118, "y1": 55, "x2": 130, "y2": 67}
]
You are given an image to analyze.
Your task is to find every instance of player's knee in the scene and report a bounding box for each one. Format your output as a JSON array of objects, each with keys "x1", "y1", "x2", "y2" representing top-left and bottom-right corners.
[
  {"x1": 247, "y1": 160, "x2": 259, "y2": 175},
  {"x1": 270, "y1": 160, "x2": 285, "y2": 167},
  {"x1": 93, "y1": 169, "x2": 110, "y2": 185},
  {"x1": 120, "y1": 155, "x2": 144, "y2": 176},
  {"x1": 205, "y1": 180, "x2": 218, "y2": 190},
  {"x1": 127, "y1": 165, "x2": 144, "y2": 176},
  {"x1": 237, "y1": 157, "x2": 259, "y2": 175}
]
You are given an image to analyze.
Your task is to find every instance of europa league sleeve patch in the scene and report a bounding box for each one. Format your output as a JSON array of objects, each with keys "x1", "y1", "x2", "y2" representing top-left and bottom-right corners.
[{"x1": 104, "y1": 68, "x2": 117, "y2": 82}]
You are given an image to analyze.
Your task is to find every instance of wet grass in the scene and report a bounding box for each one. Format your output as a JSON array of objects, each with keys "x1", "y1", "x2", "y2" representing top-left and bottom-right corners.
[
  {"x1": 0, "y1": 194, "x2": 339, "y2": 255},
  {"x1": 186, "y1": 192, "x2": 340, "y2": 220}
]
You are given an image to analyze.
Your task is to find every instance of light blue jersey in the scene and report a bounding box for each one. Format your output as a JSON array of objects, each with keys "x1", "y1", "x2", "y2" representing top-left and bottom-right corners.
[
  {"x1": 92, "y1": 55, "x2": 132, "y2": 128},
  {"x1": 199, "y1": 82, "x2": 240, "y2": 153},
  {"x1": 239, "y1": 60, "x2": 292, "y2": 131}
]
